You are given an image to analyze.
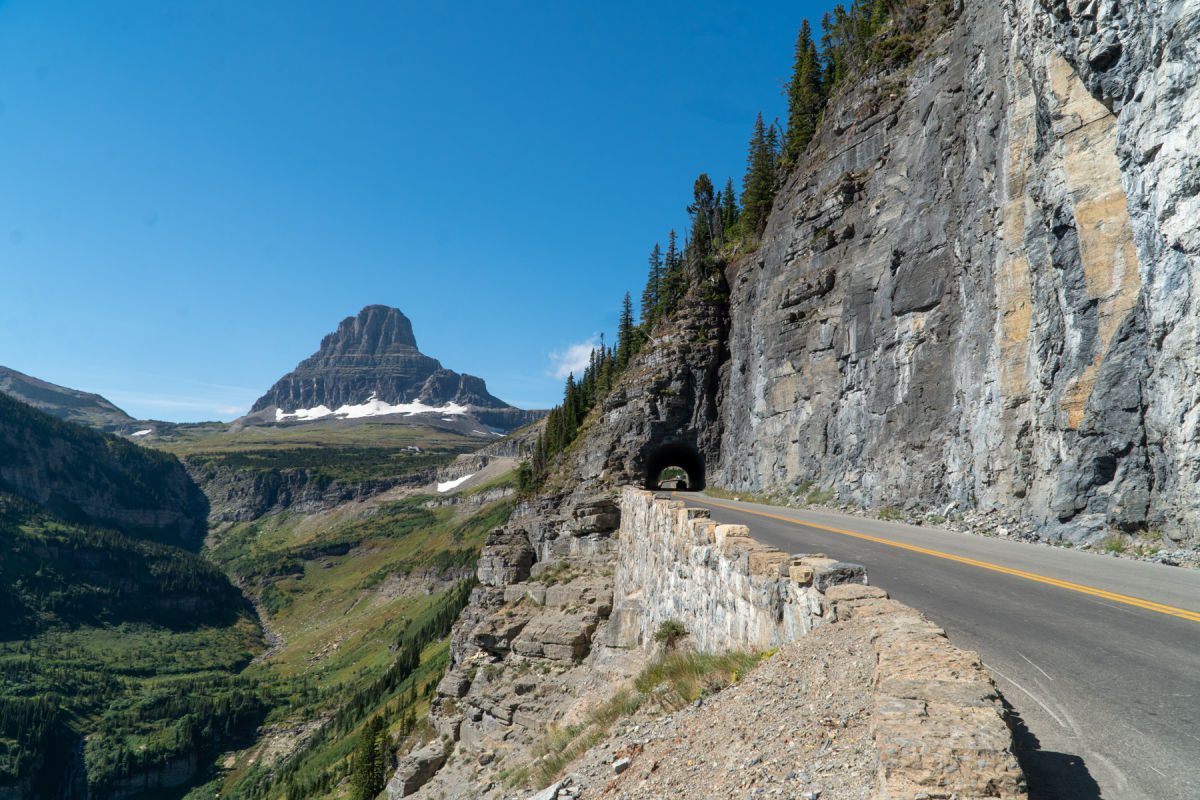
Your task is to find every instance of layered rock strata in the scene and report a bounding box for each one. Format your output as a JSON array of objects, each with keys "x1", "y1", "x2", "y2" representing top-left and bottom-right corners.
[
  {"x1": 398, "y1": 487, "x2": 1025, "y2": 798},
  {"x1": 715, "y1": 0, "x2": 1200, "y2": 548}
]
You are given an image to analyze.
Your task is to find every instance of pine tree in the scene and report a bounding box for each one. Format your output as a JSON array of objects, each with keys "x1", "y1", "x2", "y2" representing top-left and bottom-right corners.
[
  {"x1": 563, "y1": 374, "x2": 578, "y2": 439},
  {"x1": 687, "y1": 173, "x2": 717, "y2": 259},
  {"x1": 721, "y1": 177, "x2": 739, "y2": 233},
  {"x1": 616, "y1": 292, "x2": 635, "y2": 369},
  {"x1": 351, "y1": 717, "x2": 386, "y2": 800},
  {"x1": 766, "y1": 122, "x2": 782, "y2": 194},
  {"x1": 741, "y1": 113, "x2": 775, "y2": 236},
  {"x1": 786, "y1": 20, "x2": 824, "y2": 162},
  {"x1": 660, "y1": 230, "x2": 686, "y2": 314},
  {"x1": 641, "y1": 243, "x2": 663, "y2": 324}
]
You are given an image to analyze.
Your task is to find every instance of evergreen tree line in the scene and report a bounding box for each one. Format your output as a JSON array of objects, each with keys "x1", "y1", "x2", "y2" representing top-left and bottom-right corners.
[
  {"x1": 87, "y1": 679, "x2": 268, "y2": 795},
  {"x1": 0, "y1": 694, "x2": 59, "y2": 781},
  {"x1": 746, "y1": 0, "x2": 908, "y2": 235},
  {"x1": 350, "y1": 716, "x2": 392, "y2": 800},
  {"x1": 521, "y1": 290, "x2": 644, "y2": 492}
]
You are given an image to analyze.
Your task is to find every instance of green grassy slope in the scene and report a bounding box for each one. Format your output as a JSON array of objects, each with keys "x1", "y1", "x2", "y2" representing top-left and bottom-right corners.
[
  {"x1": 158, "y1": 419, "x2": 483, "y2": 484},
  {"x1": 186, "y1": 487, "x2": 514, "y2": 800}
]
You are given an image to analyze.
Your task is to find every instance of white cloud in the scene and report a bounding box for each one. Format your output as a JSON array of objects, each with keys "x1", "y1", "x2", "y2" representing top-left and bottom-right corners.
[{"x1": 548, "y1": 337, "x2": 599, "y2": 381}]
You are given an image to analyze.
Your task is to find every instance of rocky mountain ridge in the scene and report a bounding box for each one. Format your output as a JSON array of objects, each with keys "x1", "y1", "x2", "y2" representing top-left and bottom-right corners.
[
  {"x1": 0, "y1": 392, "x2": 208, "y2": 545},
  {"x1": 0, "y1": 365, "x2": 137, "y2": 434},
  {"x1": 248, "y1": 305, "x2": 541, "y2": 432}
]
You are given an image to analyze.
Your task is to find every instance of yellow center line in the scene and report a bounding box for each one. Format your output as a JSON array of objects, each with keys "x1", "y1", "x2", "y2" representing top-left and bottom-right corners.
[{"x1": 684, "y1": 494, "x2": 1200, "y2": 624}]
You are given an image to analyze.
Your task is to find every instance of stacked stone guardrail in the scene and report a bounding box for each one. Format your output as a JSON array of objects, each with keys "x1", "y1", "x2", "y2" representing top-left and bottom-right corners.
[
  {"x1": 607, "y1": 488, "x2": 868, "y2": 651},
  {"x1": 609, "y1": 488, "x2": 1027, "y2": 799}
]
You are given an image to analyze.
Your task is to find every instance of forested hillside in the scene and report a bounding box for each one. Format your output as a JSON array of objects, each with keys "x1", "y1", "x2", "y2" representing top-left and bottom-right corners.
[{"x1": 0, "y1": 397, "x2": 261, "y2": 798}]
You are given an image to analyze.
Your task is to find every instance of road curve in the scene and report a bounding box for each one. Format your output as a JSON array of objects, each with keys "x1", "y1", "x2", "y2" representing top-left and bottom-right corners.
[{"x1": 678, "y1": 492, "x2": 1200, "y2": 800}]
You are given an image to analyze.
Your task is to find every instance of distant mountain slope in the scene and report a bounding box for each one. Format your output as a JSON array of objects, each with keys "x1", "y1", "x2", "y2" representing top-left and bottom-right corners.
[
  {"x1": 247, "y1": 305, "x2": 543, "y2": 431},
  {"x1": 0, "y1": 365, "x2": 135, "y2": 432},
  {"x1": 0, "y1": 391, "x2": 208, "y2": 545},
  {"x1": 0, "y1": 394, "x2": 257, "y2": 800}
]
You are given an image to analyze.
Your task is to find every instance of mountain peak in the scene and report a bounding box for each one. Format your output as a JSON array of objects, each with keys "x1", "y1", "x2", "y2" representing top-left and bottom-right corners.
[
  {"x1": 248, "y1": 305, "x2": 529, "y2": 425},
  {"x1": 320, "y1": 305, "x2": 419, "y2": 355}
]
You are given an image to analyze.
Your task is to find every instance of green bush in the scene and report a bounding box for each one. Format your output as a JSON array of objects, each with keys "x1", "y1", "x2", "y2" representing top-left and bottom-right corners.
[{"x1": 652, "y1": 619, "x2": 688, "y2": 649}]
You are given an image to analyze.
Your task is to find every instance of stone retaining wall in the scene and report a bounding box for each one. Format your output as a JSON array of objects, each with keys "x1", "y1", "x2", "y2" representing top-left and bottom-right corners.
[{"x1": 610, "y1": 488, "x2": 868, "y2": 652}]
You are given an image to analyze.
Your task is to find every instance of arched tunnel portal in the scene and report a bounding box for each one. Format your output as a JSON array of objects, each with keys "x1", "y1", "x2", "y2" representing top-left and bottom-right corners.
[{"x1": 643, "y1": 441, "x2": 706, "y2": 491}]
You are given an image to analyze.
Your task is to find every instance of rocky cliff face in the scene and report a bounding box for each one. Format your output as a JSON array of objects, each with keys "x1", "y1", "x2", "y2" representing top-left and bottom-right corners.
[
  {"x1": 250, "y1": 305, "x2": 524, "y2": 418},
  {"x1": 716, "y1": 0, "x2": 1200, "y2": 548},
  {"x1": 183, "y1": 458, "x2": 436, "y2": 522}
]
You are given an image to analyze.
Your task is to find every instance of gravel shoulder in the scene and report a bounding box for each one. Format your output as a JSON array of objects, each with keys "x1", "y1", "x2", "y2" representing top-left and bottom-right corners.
[{"x1": 563, "y1": 619, "x2": 879, "y2": 800}]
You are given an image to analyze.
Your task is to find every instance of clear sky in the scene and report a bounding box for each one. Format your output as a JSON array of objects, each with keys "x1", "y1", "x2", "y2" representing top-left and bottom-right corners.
[{"x1": 0, "y1": 1, "x2": 825, "y2": 421}]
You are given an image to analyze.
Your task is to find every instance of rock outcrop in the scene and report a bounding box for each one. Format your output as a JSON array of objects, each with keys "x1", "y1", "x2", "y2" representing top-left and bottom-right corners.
[
  {"x1": 182, "y1": 457, "x2": 436, "y2": 522},
  {"x1": 714, "y1": 0, "x2": 1200, "y2": 548}
]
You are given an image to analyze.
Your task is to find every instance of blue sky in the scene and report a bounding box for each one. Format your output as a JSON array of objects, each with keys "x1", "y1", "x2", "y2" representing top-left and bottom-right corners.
[{"x1": 0, "y1": 1, "x2": 824, "y2": 420}]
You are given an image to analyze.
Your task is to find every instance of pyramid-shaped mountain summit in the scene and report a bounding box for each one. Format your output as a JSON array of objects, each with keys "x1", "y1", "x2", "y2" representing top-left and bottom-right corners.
[{"x1": 248, "y1": 305, "x2": 539, "y2": 431}]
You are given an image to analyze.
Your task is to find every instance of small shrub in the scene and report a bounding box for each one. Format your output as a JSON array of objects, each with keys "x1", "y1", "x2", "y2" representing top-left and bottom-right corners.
[
  {"x1": 653, "y1": 619, "x2": 688, "y2": 649},
  {"x1": 1102, "y1": 534, "x2": 1129, "y2": 554},
  {"x1": 878, "y1": 506, "x2": 903, "y2": 521},
  {"x1": 805, "y1": 487, "x2": 836, "y2": 505}
]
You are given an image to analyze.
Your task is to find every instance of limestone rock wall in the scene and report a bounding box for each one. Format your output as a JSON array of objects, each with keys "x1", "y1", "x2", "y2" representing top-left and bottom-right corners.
[
  {"x1": 715, "y1": 0, "x2": 1200, "y2": 547},
  {"x1": 611, "y1": 488, "x2": 864, "y2": 652}
]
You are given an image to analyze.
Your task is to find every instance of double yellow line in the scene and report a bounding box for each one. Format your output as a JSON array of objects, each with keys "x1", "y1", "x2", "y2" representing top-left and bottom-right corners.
[{"x1": 688, "y1": 495, "x2": 1200, "y2": 624}]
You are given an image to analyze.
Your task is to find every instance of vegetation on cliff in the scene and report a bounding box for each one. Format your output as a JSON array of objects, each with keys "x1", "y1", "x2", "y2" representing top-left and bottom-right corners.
[{"x1": 0, "y1": 391, "x2": 208, "y2": 545}]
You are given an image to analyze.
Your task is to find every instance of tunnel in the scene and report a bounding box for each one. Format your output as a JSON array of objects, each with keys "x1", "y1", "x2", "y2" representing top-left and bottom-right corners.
[{"x1": 643, "y1": 441, "x2": 706, "y2": 491}]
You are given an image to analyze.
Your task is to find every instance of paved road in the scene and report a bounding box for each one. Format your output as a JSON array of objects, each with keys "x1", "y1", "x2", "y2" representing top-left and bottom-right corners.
[{"x1": 679, "y1": 492, "x2": 1200, "y2": 800}]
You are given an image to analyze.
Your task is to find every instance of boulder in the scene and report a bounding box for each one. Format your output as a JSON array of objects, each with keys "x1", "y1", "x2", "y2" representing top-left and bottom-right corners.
[
  {"x1": 386, "y1": 740, "x2": 448, "y2": 798},
  {"x1": 477, "y1": 527, "x2": 535, "y2": 587}
]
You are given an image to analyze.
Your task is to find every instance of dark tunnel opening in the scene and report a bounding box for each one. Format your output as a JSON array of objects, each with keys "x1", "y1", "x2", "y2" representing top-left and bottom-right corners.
[{"x1": 644, "y1": 442, "x2": 706, "y2": 491}]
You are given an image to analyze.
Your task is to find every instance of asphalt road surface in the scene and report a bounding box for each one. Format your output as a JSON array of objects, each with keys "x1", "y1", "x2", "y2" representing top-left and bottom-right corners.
[{"x1": 677, "y1": 492, "x2": 1200, "y2": 800}]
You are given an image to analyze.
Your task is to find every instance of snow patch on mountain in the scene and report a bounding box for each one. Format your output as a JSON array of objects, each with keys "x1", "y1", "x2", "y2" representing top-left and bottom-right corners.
[
  {"x1": 275, "y1": 394, "x2": 469, "y2": 422},
  {"x1": 436, "y1": 473, "x2": 475, "y2": 493}
]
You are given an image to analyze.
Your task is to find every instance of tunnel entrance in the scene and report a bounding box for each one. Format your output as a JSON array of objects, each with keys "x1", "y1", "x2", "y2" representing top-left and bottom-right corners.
[{"x1": 644, "y1": 442, "x2": 706, "y2": 491}]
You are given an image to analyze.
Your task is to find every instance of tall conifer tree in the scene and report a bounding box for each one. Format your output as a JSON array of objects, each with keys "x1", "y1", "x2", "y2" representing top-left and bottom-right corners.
[
  {"x1": 616, "y1": 292, "x2": 635, "y2": 369},
  {"x1": 687, "y1": 173, "x2": 717, "y2": 259},
  {"x1": 786, "y1": 20, "x2": 823, "y2": 162},
  {"x1": 641, "y1": 243, "x2": 663, "y2": 323},
  {"x1": 742, "y1": 113, "x2": 775, "y2": 236}
]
